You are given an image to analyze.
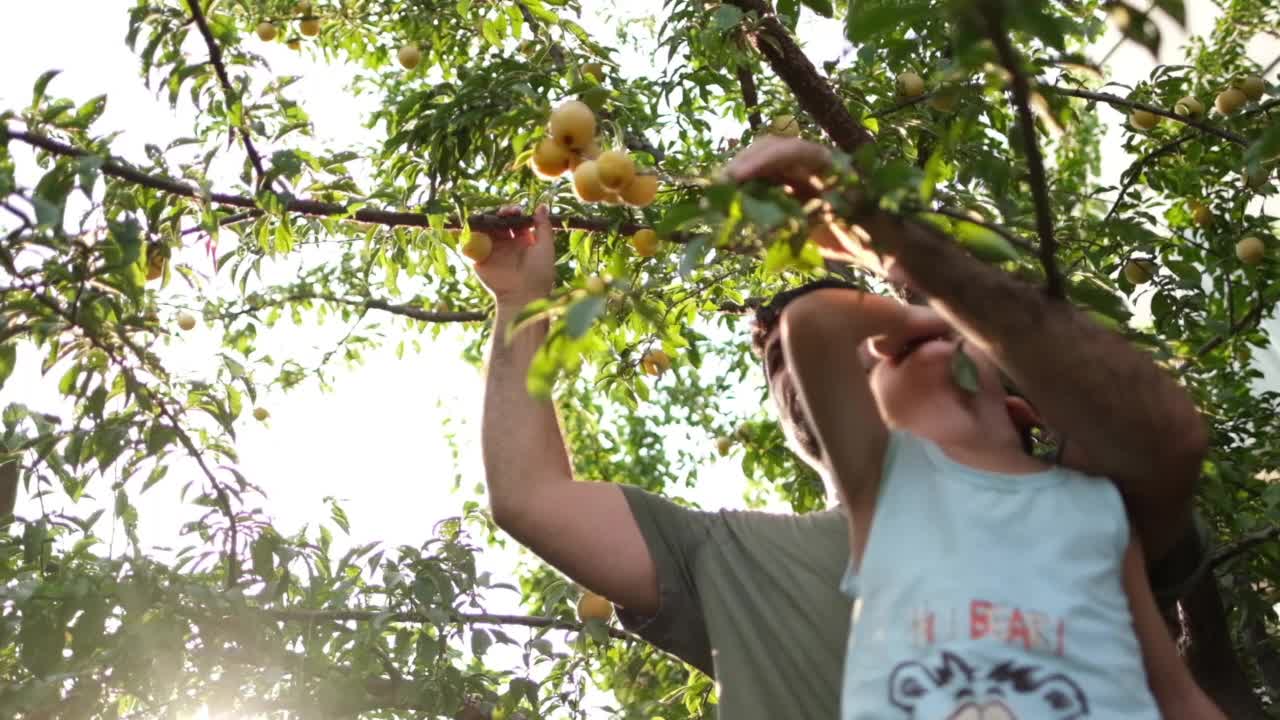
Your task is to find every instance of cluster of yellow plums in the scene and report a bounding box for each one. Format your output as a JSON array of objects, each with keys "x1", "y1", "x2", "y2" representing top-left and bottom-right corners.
[
  {"x1": 1128, "y1": 74, "x2": 1268, "y2": 130},
  {"x1": 531, "y1": 100, "x2": 660, "y2": 209}
]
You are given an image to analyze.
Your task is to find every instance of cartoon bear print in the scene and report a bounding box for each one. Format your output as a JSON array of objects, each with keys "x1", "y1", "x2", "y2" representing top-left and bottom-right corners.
[{"x1": 888, "y1": 651, "x2": 1089, "y2": 719}]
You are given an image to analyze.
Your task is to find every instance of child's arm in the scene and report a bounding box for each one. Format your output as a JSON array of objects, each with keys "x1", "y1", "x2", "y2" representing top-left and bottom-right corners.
[
  {"x1": 1123, "y1": 533, "x2": 1225, "y2": 719},
  {"x1": 778, "y1": 289, "x2": 943, "y2": 566}
]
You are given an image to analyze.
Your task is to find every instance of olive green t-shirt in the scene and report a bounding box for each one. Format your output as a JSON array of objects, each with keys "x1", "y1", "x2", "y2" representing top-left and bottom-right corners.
[{"x1": 616, "y1": 486, "x2": 852, "y2": 720}]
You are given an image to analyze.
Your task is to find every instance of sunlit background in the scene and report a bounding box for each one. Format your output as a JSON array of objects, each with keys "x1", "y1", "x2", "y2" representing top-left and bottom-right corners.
[{"x1": 1, "y1": 0, "x2": 1277, "y2": 716}]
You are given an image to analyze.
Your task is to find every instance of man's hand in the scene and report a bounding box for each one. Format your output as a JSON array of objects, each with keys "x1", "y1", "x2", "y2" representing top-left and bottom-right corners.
[
  {"x1": 866, "y1": 305, "x2": 951, "y2": 362},
  {"x1": 723, "y1": 135, "x2": 832, "y2": 196},
  {"x1": 723, "y1": 137, "x2": 893, "y2": 274},
  {"x1": 473, "y1": 204, "x2": 556, "y2": 308}
]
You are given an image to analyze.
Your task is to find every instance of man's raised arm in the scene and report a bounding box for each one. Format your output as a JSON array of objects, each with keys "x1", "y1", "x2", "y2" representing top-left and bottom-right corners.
[
  {"x1": 868, "y1": 212, "x2": 1207, "y2": 561},
  {"x1": 476, "y1": 206, "x2": 658, "y2": 614},
  {"x1": 725, "y1": 137, "x2": 1207, "y2": 563}
]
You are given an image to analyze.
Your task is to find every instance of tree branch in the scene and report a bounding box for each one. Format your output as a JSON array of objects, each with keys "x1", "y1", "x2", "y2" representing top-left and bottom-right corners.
[
  {"x1": 722, "y1": 0, "x2": 874, "y2": 154},
  {"x1": 1045, "y1": 86, "x2": 1248, "y2": 146},
  {"x1": 265, "y1": 607, "x2": 632, "y2": 640},
  {"x1": 183, "y1": 0, "x2": 272, "y2": 188},
  {"x1": 1177, "y1": 296, "x2": 1266, "y2": 373},
  {"x1": 929, "y1": 207, "x2": 1037, "y2": 255},
  {"x1": 1104, "y1": 131, "x2": 1195, "y2": 223},
  {"x1": 1211, "y1": 523, "x2": 1280, "y2": 569},
  {"x1": 736, "y1": 64, "x2": 762, "y2": 132},
  {"x1": 284, "y1": 293, "x2": 487, "y2": 324},
  {"x1": 6, "y1": 128, "x2": 652, "y2": 236},
  {"x1": 983, "y1": 5, "x2": 1064, "y2": 298}
]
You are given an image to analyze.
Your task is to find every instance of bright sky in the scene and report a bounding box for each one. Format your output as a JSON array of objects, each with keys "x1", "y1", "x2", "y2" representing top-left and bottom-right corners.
[{"x1": 1, "y1": 0, "x2": 1277, "y2": 710}]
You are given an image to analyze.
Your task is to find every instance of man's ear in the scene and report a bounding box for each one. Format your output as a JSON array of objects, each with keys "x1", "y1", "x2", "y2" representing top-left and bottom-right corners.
[{"x1": 1005, "y1": 395, "x2": 1042, "y2": 433}]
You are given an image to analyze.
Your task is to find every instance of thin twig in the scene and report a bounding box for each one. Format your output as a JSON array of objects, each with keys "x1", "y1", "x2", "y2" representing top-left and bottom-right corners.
[
  {"x1": 983, "y1": 4, "x2": 1064, "y2": 298},
  {"x1": 865, "y1": 92, "x2": 932, "y2": 120},
  {"x1": 1176, "y1": 298, "x2": 1266, "y2": 373},
  {"x1": 1104, "y1": 131, "x2": 1195, "y2": 223},
  {"x1": 285, "y1": 293, "x2": 487, "y2": 323},
  {"x1": 736, "y1": 64, "x2": 762, "y2": 131},
  {"x1": 183, "y1": 0, "x2": 272, "y2": 188},
  {"x1": 1212, "y1": 523, "x2": 1280, "y2": 569},
  {"x1": 1045, "y1": 86, "x2": 1248, "y2": 146},
  {"x1": 930, "y1": 207, "x2": 1037, "y2": 255}
]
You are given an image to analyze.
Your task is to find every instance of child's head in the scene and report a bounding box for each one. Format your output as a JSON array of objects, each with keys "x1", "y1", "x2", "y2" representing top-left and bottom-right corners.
[{"x1": 753, "y1": 282, "x2": 1038, "y2": 466}]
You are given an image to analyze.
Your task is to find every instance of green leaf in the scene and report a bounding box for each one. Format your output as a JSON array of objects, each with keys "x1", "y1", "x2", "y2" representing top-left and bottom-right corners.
[
  {"x1": 950, "y1": 345, "x2": 980, "y2": 395},
  {"x1": 776, "y1": 0, "x2": 800, "y2": 29},
  {"x1": 251, "y1": 533, "x2": 276, "y2": 579},
  {"x1": 22, "y1": 521, "x2": 47, "y2": 567},
  {"x1": 845, "y1": 0, "x2": 930, "y2": 43},
  {"x1": 711, "y1": 5, "x2": 743, "y2": 31},
  {"x1": 1153, "y1": 0, "x2": 1186, "y2": 26},
  {"x1": 0, "y1": 344, "x2": 15, "y2": 390},
  {"x1": 656, "y1": 201, "x2": 702, "y2": 236},
  {"x1": 800, "y1": 0, "x2": 833, "y2": 17},
  {"x1": 471, "y1": 628, "x2": 492, "y2": 657},
  {"x1": 1245, "y1": 124, "x2": 1280, "y2": 166},
  {"x1": 565, "y1": 294, "x2": 605, "y2": 339},
  {"x1": 947, "y1": 219, "x2": 1021, "y2": 263},
  {"x1": 31, "y1": 69, "x2": 61, "y2": 108},
  {"x1": 679, "y1": 236, "x2": 709, "y2": 280}
]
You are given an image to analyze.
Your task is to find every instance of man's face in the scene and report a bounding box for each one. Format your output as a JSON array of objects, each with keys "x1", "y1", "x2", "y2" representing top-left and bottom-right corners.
[{"x1": 760, "y1": 328, "x2": 823, "y2": 465}]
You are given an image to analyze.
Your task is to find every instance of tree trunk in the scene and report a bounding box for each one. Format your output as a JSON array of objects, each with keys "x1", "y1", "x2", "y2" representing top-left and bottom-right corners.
[{"x1": 1182, "y1": 571, "x2": 1268, "y2": 718}]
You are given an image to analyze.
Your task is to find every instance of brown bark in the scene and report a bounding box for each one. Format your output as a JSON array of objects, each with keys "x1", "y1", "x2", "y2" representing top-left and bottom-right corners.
[{"x1": 1181, "y1": 572, "x2": 1268, "y2": 718}]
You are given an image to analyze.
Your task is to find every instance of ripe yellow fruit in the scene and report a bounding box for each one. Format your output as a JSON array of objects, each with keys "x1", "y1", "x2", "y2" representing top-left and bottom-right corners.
[
  {"x1": 295, "y1": 0, "x2": 312, "y2": 14},
  {"x1": 896, "y1": 71, "x2": 925, "y2": 98},
  {"x1": 1239, "y1": 75, "x2": 1265, "y2": 102},
  {"x1": 927, "y1": 87, "x2": 959, "y2": 112},
  {"x1": 177, "y1": 312, "x2": 197, "y2": 331},
  {"x1": 595, "y1": 151, "x2": 636, "y2": 191},
  {"x1": 398, "y1": 44, "x2": 421, "y2": 70},
  {"x1": 602, "y1": 192, "x2": 624, "y2": 206},
  {"x1": 1236, "y1": 236, "x2": 1265, "y2": 265},
  {"x1": 256, "y1": 21, "x2": 278, "y2": 42},
  {"x1": 253, "y1": 407, "x2": 270, "y2": 421},
  {"x1": 287, "y1": 39, "x2": 302, "y2": 51},
  {"x1": 146, "y1": 242, "x2": 169, "y2": 281},
  {"x1": 462, "y1": 232, "x2": 493, "y2": 263},
  {"x1": 572, "y1": 160, "x2": 608, "y2": 203},
  {"x1": 768, "y1": 114, "x2": 800, "y2": 137},
  {"x1": 577, "y1": 592, "x2": 613, "y2": 623},
  {"x1": 1123, "y1": 258, "x2": 1156, "y2": 284},
  {"x1": 433, "y1": 301, "x2": 449, "y2": 313},
  {"x1": 1215, "y1": 88, "x2": 1246, "y2": 114},
  {"x1": 1190, "y1": 201, "x2": 1212, "y2": 227},
  {"x1": 585, "y1": 276, "x2": 607, "y2": 295},
  {"x1": 300, "y1": 18, "x2": 321, "y2": 36},
  {"x1": 548, "y1": 100, "x2": 596, "y2": 151},
  {"x1": 641, "y1": 349, "x2": 671, "y2": 376},
  {"x1": 630, "y1": 229, "x2": 659, "y2": 257},
  {"x1": 1174, "y1": 95, "x2": 1203, "y2": 116},
  {"x1": 581, "y1": 62, "x2": 605, "y2": 83},
  {"x1": 620, "y1": 174, "x2": 659, "y2": 207},
  {"x1": 1129, "y1": 109, "x2": 1158, "y2": 130},
  {"x1": 716, "y1": 436, "x2": 733, "y2": 457},
  {"x1": 531, "y1": 137, "x2": 571, "y2": 179}
]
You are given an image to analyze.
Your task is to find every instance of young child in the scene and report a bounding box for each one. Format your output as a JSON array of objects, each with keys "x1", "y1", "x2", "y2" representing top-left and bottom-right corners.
[{"x1": 769, "y1": 287, "x2": 1224, "y2": 720}]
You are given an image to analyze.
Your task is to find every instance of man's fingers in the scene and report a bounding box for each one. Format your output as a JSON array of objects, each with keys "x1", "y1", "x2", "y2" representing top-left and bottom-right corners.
[
  {"x1": 496, "y1": 204, "x2": 522, "y2": 217},
  {"x1": 531, "y1": 204, "x2": 552, "y2": 247}
]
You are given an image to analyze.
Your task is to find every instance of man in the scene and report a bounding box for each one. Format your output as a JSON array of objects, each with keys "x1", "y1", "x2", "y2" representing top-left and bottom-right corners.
[{"x1": 475, "y1": 137, "x2": 1210, "y2": 719}]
